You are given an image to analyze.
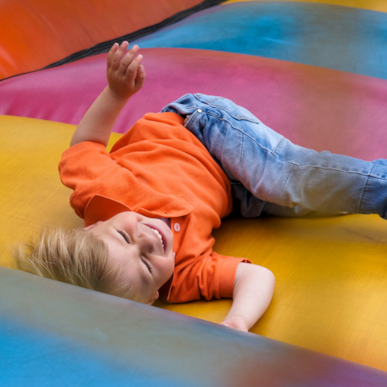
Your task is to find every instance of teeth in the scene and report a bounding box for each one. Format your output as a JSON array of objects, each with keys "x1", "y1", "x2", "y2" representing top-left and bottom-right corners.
[{"x1": 152, "y1": 228, "x2": 164, "y2": 248}]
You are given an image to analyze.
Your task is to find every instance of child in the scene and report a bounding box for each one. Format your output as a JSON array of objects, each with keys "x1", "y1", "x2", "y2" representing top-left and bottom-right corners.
[{"x1": 14, "y1": 42, "x2": 387, "y2": 332}]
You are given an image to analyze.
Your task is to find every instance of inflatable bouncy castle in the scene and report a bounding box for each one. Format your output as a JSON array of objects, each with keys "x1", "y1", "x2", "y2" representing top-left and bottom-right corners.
[{"x1": 1, "y1": 0, "x2": 387, "y2": 384}]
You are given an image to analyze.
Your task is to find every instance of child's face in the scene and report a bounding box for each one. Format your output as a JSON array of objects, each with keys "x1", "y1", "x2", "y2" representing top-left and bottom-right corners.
[{"x1": 85, "y1": 212, "x2": 175, "y2": 304}]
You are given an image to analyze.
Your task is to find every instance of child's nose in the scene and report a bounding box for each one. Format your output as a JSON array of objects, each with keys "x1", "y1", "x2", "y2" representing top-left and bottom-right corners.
[{"x1": 136, "y1": 225, "x2": 156, "y2": 253}]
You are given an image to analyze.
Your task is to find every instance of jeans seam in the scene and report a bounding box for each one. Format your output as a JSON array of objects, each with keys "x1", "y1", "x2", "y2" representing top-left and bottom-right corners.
[
  {"x1": 240, "y1": 134, "x2": 244, "y2": 162},
  {"x1": 282, "y1": 164, "x2": 295, "y2": 193},
  {"x1": 359, "y1": 167, "x2": 373, "y2": 214},
  {"x1": 184, "y1": 107, "x2": 201, "y2": 127},
  {"x1": 285, "y1": 164, "x2": 377, "y2": 174},
  {"x1": 272, "y1": 137, "x2": 284, "y2": 155}
]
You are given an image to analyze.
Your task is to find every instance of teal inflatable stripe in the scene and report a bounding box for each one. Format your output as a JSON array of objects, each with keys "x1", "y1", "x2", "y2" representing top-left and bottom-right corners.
[{"x1": 131, "y1": 2, "x2": 387, "y2": 79}]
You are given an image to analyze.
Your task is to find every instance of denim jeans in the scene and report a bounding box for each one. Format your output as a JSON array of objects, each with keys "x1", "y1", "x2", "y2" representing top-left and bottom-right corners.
[{"x1": 161, "y1": 94, "x2": 387, "y2": 219}]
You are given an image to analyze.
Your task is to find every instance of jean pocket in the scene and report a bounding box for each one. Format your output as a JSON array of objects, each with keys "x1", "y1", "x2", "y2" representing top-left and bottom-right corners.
[{"x1": 195, "y1": 94, "x2": 260, "y2": 124}]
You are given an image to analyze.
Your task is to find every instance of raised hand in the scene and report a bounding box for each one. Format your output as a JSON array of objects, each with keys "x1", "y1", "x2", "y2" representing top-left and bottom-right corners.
[
  {"x1": 70, "y1": 42, "x2": 146, "y2": 147},
  {"x1": 106, "y1": 41, "x2": 145, "y2": 100}
]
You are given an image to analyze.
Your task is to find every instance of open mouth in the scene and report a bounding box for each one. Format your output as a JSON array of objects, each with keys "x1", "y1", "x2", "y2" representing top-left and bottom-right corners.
[{"x1": 146, "y1": 225, "x2": 166, "y2": 253}]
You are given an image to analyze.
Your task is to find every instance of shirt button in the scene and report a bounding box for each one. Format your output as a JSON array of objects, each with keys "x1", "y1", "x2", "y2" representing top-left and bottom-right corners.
[
  {"x1": 197, "y1": 109, "x2": 202, "y2": 113},
  {"x1": 173, "y1": 223, "x2": 181, "y2": 232}
]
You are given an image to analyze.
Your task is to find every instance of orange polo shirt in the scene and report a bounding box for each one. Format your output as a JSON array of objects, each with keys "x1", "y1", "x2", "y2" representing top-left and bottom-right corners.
[{"x1": 59, "y1": 112, "x2": 249, "y2": 303}]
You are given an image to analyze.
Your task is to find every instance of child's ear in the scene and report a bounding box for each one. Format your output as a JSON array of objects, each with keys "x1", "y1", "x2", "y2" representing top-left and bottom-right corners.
[{"x1": 147, "y1": 291, "x2": 159, "y2": 305}]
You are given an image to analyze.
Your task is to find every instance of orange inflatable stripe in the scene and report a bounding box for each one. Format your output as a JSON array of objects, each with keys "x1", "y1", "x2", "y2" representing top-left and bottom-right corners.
[
  {"x1": 0, "y1": 0, "x2": 204, "y2": 80},
  {"x1": 223, "y1": 0, "x2": 387, "y2": 13}
]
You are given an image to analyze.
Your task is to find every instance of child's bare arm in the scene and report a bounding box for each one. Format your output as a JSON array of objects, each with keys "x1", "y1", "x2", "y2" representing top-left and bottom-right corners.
[
  {"x1": 70, "y1": 41, "x2": 145, "y2": 147},
  {"x1": 221, "y1": 263, "x2": 275, "y2": 332}
]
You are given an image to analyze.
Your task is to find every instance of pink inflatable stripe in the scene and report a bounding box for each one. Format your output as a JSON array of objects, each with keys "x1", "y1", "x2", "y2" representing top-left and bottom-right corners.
[{"x1": 1, "y1": 48, "x2": 386, "y2": 160}]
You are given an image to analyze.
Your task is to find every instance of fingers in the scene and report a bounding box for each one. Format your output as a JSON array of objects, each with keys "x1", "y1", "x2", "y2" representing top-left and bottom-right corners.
[
  {"x1": 123, "y1": 53, "x2": 143, "y2": 82},
  {"x1": 108, "y1": 41, "x2": 129, "y2": 71},
  {"x1": 106, "y1": 42, "x2": 118, "y2": 70},
  {"x1": 134, "y1": 64, "x2": 146, "y2": 91},
  {"x1": 119, "y1": 44, "x2": 139, "y2": 72},
  {"x1": 106, "y1": 41, "x2": 146, "y2": 95},
  {"x1": 108, "y1": 41, "x2": 142, "y2": 77}
]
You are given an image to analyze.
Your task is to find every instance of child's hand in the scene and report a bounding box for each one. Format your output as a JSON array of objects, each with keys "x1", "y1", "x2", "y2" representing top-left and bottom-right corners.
[
  {"x1": 106, "y1": 41, "x2": 145, "y2": 100},
  {"x1": 220, "y1": 317, "x2": 249, "y2": 332}
]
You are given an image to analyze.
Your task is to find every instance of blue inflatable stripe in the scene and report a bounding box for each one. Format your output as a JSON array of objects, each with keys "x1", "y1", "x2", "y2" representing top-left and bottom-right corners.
[
  {"x1": 0, "y1": 317, "x2": 192, "y2": 387},
  {"x1": 131, "y1": 2, "x2": 387, "y2": 79}
]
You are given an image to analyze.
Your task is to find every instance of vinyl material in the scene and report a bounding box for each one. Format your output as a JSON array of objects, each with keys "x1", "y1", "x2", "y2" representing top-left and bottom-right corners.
[
  {"x1": 2, "y1": 0, "x2": 387, "y2": 375},
  {"x1": 224, "y1": 0, "x2": 387, "y2": 13},
  {"x1": 1, "y1": 115, "x2": 387, "y2": 370},
  {"x1": 1, "y1": 49, "x2": 386, "y2": 161},
  {"x1": 0, "y1": 0, "x2": 205, "y2": 79},
  {"x1": 130, "y1": 2, "x2": 387, "y2": 79},
  {"x1": 1, "y1": 266, "x2": 387, "y2": 386}
]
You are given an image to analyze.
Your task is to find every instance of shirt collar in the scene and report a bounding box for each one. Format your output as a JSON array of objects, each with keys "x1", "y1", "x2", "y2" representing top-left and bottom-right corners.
[
  {"x1": 84, "y1": 195, "x2": 132, "y2": 227},
  {"x1": 84, "y1": 194, "x2": 194, "y2": 227}
]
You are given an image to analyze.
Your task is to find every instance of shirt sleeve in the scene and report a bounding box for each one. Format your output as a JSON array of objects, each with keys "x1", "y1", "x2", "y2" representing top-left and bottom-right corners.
[
  {"x1": 59, "y1": 141, "x2": 130, "y2": 218},
  {"x1": 167, "y1": 250, "x2": 251, "y2": 303}
]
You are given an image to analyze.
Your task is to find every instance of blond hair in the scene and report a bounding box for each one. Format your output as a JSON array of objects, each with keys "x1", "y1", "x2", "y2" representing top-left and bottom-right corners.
[{"x1": 13, "y1": 227, "x2": 136, "y2": 300}]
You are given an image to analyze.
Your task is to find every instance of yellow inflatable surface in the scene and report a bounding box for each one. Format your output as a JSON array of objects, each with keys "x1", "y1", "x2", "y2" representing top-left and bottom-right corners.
[
  {"x1": 224, "y1": 0, "x2": 387, "y2": 13},
  {"x1": 2, "y1": 115, "x2": 387, "y2": 371}
]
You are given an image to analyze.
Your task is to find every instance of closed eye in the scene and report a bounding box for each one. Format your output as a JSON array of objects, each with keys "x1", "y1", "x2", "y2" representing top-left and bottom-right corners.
[
  {"x1": 117, "y1": 230, "x2": 152, "y2": 274},
  {"x1": 117, "y1": 230, "x2": 130, "y2": 243},
  {"x1": 142, "y1": 257, "x2": 153, "y2": 274}
]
